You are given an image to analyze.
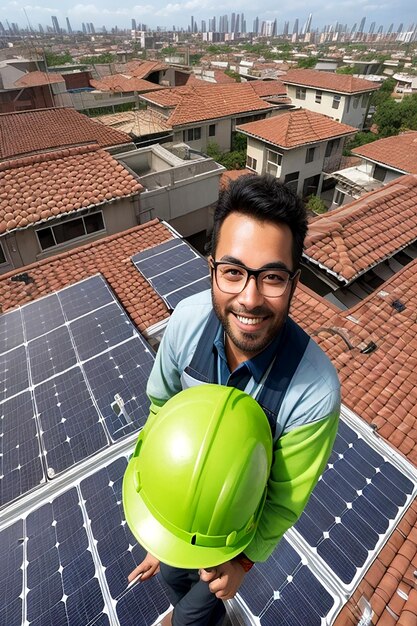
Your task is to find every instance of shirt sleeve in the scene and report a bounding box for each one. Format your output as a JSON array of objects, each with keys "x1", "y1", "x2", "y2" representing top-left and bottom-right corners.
[{"x1": 244, "y1": 406, "x2": 340, "y2": 563}]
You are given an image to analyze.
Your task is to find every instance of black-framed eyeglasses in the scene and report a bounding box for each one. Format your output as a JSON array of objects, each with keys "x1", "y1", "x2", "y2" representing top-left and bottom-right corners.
[{"x1": 210, "y1": 259, "x2": 299, "y2": 298}]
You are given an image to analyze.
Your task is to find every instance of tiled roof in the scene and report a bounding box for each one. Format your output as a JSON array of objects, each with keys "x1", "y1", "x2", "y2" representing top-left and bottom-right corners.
[
  {"x1": 0, "y1": 220, "x2": 173, "y2": 332},
  {"x1": 0, "y1": 108, "x2": 133, "y2": 161},
  {"x1": 141, "y1": 83, "x2": 276, "y2": 126},
  {"x1": 96, "y1": 109, "x2": 172, "y2": 136},
  {"x1": 334, "y1": 498, "x2": 417, "y2": 625},
  {"x1": 237, "y1": 109, "x2": 356, "y2": 149},
  {"x1": 312, "y1": 258, "x2": 417, "y2": 465},
  {"x1": 304, "y1": 174, "x2": 417, "y2": 283},
  {"x1": 122, "y1": 60, "x2": 168, "y2": 79},
  {"x1": 13, "y1": 70, "x2": 65, "y2": 87},
  {"x1": 283, "y1": 69, "x2": 379, "y2": 94},
  {"x1": 352, "y1": 131, "x2": 417, "y2": 175},
  {"x1": 247, "y1": 80, "x2": 287, "y2": 97},
  {"x1": 90, "y1": 74, "x2": 165, "y2": 93},
  {"x1": 219, "y1": 169, "x2": 253, "y2": 190},
  {"x1": 0, "y1": 144, "x2": 142, "y2": 235}
]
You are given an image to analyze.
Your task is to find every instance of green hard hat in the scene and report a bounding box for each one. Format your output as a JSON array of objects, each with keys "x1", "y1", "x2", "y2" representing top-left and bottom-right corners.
[{"x1": 123, "y1": 384, "x2": 273, "y2": 569}]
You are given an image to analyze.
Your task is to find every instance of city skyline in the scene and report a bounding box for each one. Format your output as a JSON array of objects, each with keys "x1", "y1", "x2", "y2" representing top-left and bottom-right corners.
[{"x1": 1, "y1": 0, "x2": 416, "y2": 33}]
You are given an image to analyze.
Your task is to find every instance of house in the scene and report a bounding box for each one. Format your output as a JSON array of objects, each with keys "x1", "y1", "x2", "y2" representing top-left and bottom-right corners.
[
  {"x1": 327, "y1": 131, "x2": 417, "y2": 208},
  {"x1": 0, "y1": 221, "x2": 416, "y2": 626},
  {"x1": 237, "y1": 109, "x2": 356, "y2": 197},
  {"x1": 0, "y1": 64, "x2": 73, "y2": 113},
  {"x1": 393, "y1": 72, "x2": 417, "y2": 99},
  {"x1": 282, "y1": 69, "x2": 379, "y2": 128},
  {"x1": 139, "y1": 82, "x2": 280, "y2": 153},
  {"x1": 301, "y1": 174, "x2": 417, "y2": 308}
]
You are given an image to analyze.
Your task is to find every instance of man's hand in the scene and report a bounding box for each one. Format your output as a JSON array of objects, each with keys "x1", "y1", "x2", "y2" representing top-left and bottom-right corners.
[
  {"x1": 128, "y1": 552, "x2": 160, "y2": 583},
  {"x1": 199, "y1": 560, "x2": 247, "y2": 600}
]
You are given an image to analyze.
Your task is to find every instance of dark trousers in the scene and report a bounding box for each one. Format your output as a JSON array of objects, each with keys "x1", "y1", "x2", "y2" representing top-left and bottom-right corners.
[{"x1": 159, "y1": 564, "x2": 226, "y2": 626}]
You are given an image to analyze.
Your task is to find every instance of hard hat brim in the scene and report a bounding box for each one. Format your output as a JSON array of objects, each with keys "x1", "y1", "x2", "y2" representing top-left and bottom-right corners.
[{"x1": 123, "y1": 458, "x2": 253, "y2": 569}]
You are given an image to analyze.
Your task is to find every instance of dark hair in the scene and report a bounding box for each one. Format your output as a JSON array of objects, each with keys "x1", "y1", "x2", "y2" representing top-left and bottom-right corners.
[{"x1": 208, "y1": 174, "x2": 308, "y2": 270}]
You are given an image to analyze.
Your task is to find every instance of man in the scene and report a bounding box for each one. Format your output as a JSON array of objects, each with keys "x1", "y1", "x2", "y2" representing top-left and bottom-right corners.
[{"x1": 128, "y1": 174, "x2": 340, "y2": 625}]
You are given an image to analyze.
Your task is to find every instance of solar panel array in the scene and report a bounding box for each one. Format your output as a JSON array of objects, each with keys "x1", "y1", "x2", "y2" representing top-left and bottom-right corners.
[
  {"x1": 236, "y1": 414, "x2": 416, "y2": 623},
  {"x1": 0, "y1": 455, "x2": 171, "y2": 626},
  {"x1": 132, "y1": 239, "x2": 211, "y2": 309},
  {"x1": 0, "y1": 275, "x2": 154, "y2": 507}
]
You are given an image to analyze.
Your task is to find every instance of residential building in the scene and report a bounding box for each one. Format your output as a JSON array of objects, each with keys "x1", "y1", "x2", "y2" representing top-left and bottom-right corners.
[
  {"x1": 237, "y1": 109, "x2": 356, "y2": 197},
  {"x1": 140, "y1": 82, "x2": 280, "y2": 153},
  {"x1": 301, "y1": 174, "x2": 417, "y2": 309},
  {"x1": 393, "y1": 72, "x2": 417, "y2": 98},
  {"x1": 282, "y1": 69, "x2": 379, "y2": 128},
  {"x1": 327, "y1": 131, "x2": 417, "y2": 207}
]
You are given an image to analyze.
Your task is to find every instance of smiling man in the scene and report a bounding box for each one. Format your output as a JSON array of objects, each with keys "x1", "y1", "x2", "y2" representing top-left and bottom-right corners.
[{"x1": 128, "y1": 174, "x2": 340, "y2": 626}]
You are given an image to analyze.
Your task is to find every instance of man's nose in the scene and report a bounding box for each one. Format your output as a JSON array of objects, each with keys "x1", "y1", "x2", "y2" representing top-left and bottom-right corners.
[{"x1": 236, "y1": 276, "x2": 264, "y2": 309}]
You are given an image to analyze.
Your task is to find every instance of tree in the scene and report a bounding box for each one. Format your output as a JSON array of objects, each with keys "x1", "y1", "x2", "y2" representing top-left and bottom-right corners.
[
  {"x1": 373, "y1": 94, "x2": 417, "y2": 137},
  {"x1": 79, "y1": 52, "x2": 115, "y2": 64},
  {"x1": 224, "y1": 69, "x2": 240, "y2": 82},
  {"x1": 306, "y1": 195, "x2": 327, "y2": 214},
  {"x1": 44, "y1": 50, "x2": 73, "y2": 66},
  {"x1": 336, "y1": 65, "x2": 356, "y2": 75},
  {"x1": 296, "y1": 57, "x2": 316, "y2": 69},
  {"x1": 344, "y1": 131, "x2": 379, "y2": 154}
]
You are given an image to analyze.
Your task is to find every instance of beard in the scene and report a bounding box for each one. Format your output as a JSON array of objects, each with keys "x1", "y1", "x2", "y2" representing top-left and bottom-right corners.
[{"x1": 211, "y1": 286, "x2": 291, "y2": 358}]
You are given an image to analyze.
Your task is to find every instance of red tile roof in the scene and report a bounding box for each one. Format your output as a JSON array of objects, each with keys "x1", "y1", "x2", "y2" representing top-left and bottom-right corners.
[
  {"x1": 304, "y1": 174, "x2": 417, "y2": 283},
  {"x1": 142, "y1": 83, "x2": 276, "y2": 126},
  {"x1": 122, "y1": 60, "x2": 168, "y2": 79},
  {"x1": 90, "y1": 75, "x2": 165, "y2": 93},
  {"x1": 13, "y1": 70, "x2": 65, "y2": 87},
  {"x1": 0, "y1": 144, "x2": 142, "y2": 235},
  {"x1": 283, "y1": 69, "x2": 379, "y2": 94},
  {"x1": 352, "y1": 131, "x2": 417, "y2": 175},
  {"x1": 247, "y1": 80, "x2": 287, "y2": 97},
  {"x1": 0, "y1": 108, "x2": 133, "y2": 161},
  {"x1": 0, "y1": 220, "x2": 173, "y2": 332},
  {"x1": 237, "y1": 109, "x2": 356, "y2": 149},
  {"x1": 220, "y1": 169, "x2": 253, "y2": 189},
  {"x1": 312, "y1": 258, "x2": 417, "y2": 465}
]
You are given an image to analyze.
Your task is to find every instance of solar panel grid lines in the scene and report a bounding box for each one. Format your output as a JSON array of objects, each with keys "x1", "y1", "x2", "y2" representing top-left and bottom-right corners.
[
  {"x1": 291, "y1": 415, "x2": 417, "y2": 593},
  {"x1": 132, "y1": 238, "x2": 211, "y2": 310}
]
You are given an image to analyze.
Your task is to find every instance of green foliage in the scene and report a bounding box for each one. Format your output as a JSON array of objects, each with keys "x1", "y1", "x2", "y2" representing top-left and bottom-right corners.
[
  {"x1": 336, "y1": 65, "x2": 357, "y2": 74},
  {"x1": 206, "y1": 44, "x2": 233, "y2": 54},
  {"x1": 371, "y1": 77, "x2": 396, "y2": 107},
  {"x1": 373, "y1": 93, "x2": 417, "y2": 137},
  {"x1": 343, "y1": 131, "x2": 379, "y2": 154},
  {"x1": 161, "y1": 46, "x2": 176, "y2": 55},
  {"x1": 224, "y1": 69, "x2": 241, "y2": 82},
  {"x1": 86, "y1": 101, "x2": 136, "y2": 117},
  {"x1": 79, "y1": 52, "x2": 115, "y2": 64},
  {"x1": 206, "y1": 140, "x2": 246, "y2": 170},
  {"x1": 231, "y1": 132, "x2": 247, "y2": 151},
  {"x1": 306, "y1": 195, "x2": 327, "y2": 214},
  {"x1": 296, "y1": 57, "x2": 316, "y2": 69},
  {"x1": 44, "y1": 50, "x2": 73, "y2": 66},
  {"x1": 189, "y1": 53, "x2": 203, "y2": 66}
]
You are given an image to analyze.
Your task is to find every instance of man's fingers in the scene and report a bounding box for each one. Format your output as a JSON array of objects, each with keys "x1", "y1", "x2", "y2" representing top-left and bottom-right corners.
[
  {"x1": 199, "y1": 568, "x2": 218, "y2": 582},
  {"x1": 128, "y1": 566, "x2": 142, "y2": 582}
]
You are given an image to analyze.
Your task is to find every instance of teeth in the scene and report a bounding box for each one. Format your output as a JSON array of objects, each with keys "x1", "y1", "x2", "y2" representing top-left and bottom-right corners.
[{"x1": 236, "y1": 315, "x2": 263, "y2": 326}]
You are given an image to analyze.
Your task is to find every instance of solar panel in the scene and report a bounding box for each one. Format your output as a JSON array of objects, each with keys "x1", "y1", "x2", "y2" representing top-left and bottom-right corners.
[
  {"x1": 0, "y1": 520, "x2": 24, "y2": 626},
  {"x1": 0, "y1": 274, "x2": 154, "y2": 504},
  {"x1": 132, "y1": 238, "x2": 210, "y2": 309},
  {"x1": 0, "y1": 308, "x2": 24, "y2": 354},
  {"x1": 294, "y1": 418, "x2": 415, "y2": 589},
  {"x1": 237, "y1": 537, "x2": 339, "y2": 626},
  {"x1": 80, "y1": 455, "x2": 171, "y2": 626},
  {"x1": 0, "y1": 391, "x2": 45, "y2": 507}
]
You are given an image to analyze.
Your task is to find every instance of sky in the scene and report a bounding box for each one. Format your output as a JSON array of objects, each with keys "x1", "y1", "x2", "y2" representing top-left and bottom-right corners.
[{"x1": 2, "y1": 0, "x2": 416, "y2": 32}]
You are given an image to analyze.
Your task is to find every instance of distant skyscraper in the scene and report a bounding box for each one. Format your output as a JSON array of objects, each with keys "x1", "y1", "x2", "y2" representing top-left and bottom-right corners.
[
  {"x1": 369, "y1": 21, "x2": 375, "y2": 34},
  {"x1": 241, "y1": 13, "x2": 245, "y2": 34},
  {"x1": 272, "y1": 18, "x2": 277, "y2": 37},
  {"x1": 350, "y1": 22, "x2": 357, "y2": 35},
  {"x1": 231, "y1": 12, "x2": 236, "y2": 33},
  {"x1": 51, "y1": 15, "x2": 60, "y2": 34},
  {"x1": 358, "y1": 17, "x2": 366, "y2": 33},
  {"x1": 387, "y1": 23, "x2": 393, "y2": 34},
  {"x1": 90, "y1": 22, "x2": 95, "y2": 34},
  {"x1": 66, "y1": 17, "x2": 72, "y2": 34},
  {"x1": 304, "y1": 13, "x2": 312, "y2": 34},
  {"x1": 253, "y1": 16, "x2": 259, "y2": 34},
  {"x1": 212, "y1": 16, "x2": 216, "y2": 32},
  {"x1": 283, "y1": 21, "x2": 289, "y2": 35},
  {"x1": 0, "y1": 21, "x2": 5, "y2": 34},
  {"x1": 293, "y1": 18, "x2": 299, "y2": 35},
  {"x1": 377, "y1": 25, "x2": 383, "y2": 34},
  {"x1": 191, "y1": 16, "x2": 194, "y2": 33},
  {"x1": 397, "y1": 23, "x2": 403, "y2": 33},
  {"x1": 82, "y1": 22, "x2": 87, "y2": 34},
  {"x1": 38, "y1": 23, "x2": 44, "y2": 34},
  {"x1": 201, "y1": 20, "x2": 206, "y2": 32},
  {"x1": 235, "y1": 14, "x2": 240, "y2": 33},
  {"x1": 132, "y1": 19, "x2": 136, "y2": 30}
]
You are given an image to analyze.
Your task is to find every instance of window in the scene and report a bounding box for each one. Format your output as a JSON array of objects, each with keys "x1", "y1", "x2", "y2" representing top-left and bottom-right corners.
[
  {"x1": 332, "y1": 95, "x2": 341, "y2": 109},
  {"x1": 353, "y1": 95, "x2": 360, "y2": 109},
  {"x1": 345, "y1": 96, "x2": 350, "y2": 113},
  {"x1": 325, "y1": 138, "x2": 340, "y2": 158},
  {"x1": 305, "y1": 147, "x2": 316, "y2": 164},
  {"x1": 315, "y1": 90, "x2": 322, "y2": 104},
  {"x1": 235, "y1": 113, "x2": 265, "y2": 125},
  {"x1": 373, "y1": 165, "x2": 387, "y2": 182},
  {"x1": 37, "y1": 211, "x2": 105, "y2": 251},
  {"x1": 334, "y1": 190, "x2": 345, "y2": 206},
  {"x1": 246, "y1": 155, "x2": 257, "y2": 170},
  {"x1": 284, "y1": 171, "x2": 299, "y2": 194},
  {"x1": 295, "y1": 87, "x2": 306, "y2": 100},
  {"x1": 266, "y1": 149, "x2": 282, "y2": 176},
  {"x1": 0, "y1": 241, "x2": 7, "y2": 265},
  {"x1": 183, "y1": 127, "x2": 202, "y2": 142},
  {"x1": 208, "y1": 124, "x2": 216, "y2": 137},
  {"x1": 361, "y1": 93, "x2": 368, "y2": 107}
]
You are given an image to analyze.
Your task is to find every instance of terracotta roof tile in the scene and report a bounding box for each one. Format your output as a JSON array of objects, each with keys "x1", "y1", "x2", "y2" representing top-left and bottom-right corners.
[
  {"x1": 13, "y1": 70, "x2": 65, "y2": 87},
  {"x1": 0, "y1": 107, "x2": 133, "y2": 161},
  {"x1": 0, "y1": 144, "x2": 142, "y2": 235},
  {"x1": 90, "y1": 75, "x2": 165, "y2": 93},
  {"x1": 122, "y1": 60, "x2": 168, "y2": 79},
  {"x1": 142, "y1": 83, "x2": 276, "y2": 126},
  {"x1": 237, "y1": 109, "x2": 356, "y2": 149},
  {"x1": 220, "y1": 169, "x2": 253, "y2": 189},
  {"x1": 304, "y1": 174, "x2": 417, "y2": 283},
  {"x1": 246, "y1": 80, "x2": 287, "y2": 97},
  {"x1": 283, "y1": 69, "x2": 380, "y2": 94},
  {"x1": 352, "y1": 131, "x2": 417, "y2": 175},
  {"x1": 0, "y1": 220, "x2": 174, "y2": 332}
]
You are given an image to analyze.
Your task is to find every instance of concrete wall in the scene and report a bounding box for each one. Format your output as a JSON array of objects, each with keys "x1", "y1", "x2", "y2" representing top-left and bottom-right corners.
[
  {"x1": 174, "y1": 117, "x2": 232, "y2": 153},
  {"x1": 1, "y1": 199, "x2": 138, "y2": 273}
]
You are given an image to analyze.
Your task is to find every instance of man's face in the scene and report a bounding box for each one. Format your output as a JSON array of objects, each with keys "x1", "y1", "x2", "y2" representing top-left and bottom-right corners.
[{"x1": 211, "y1": 212, "x2": 298, "y2": 367}]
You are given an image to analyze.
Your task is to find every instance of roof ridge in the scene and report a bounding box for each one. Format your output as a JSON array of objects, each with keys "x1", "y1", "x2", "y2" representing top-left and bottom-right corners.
[{"x1": 0, "y1": 143, "x2": 101, "y2": 171}]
